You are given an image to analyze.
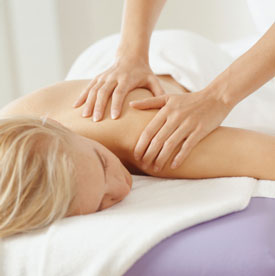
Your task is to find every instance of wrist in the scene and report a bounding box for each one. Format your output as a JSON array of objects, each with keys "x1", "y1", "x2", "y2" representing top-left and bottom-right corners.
[
  {"x1": 116, "y1": 39, "x2": 149, "y2": 63},
  {"x1": 115, "y1": 47, "x2": 149, "y2": 65},
  {"x1": 203, "y1": 68, "x2": 241, "y2": 110}
]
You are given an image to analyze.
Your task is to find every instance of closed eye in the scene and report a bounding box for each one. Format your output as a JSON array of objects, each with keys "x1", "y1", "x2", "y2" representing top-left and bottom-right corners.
[
  {"x1": 102, "y1": 155, "x2": 108, "y2": 169},
  {"x1": 96, "y1": 154, "x2": 107, "y2": 212}
]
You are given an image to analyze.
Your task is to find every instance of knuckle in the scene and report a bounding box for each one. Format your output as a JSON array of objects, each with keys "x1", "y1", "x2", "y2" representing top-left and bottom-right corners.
[
  {"x1": 105, "y1": 74, "x2": 115, "y2": 82},
  {"x1": 118, "y1": 75, "x2": 128, "y2": 83},
  {"x1": 97, "y1": 87, "x2": 107, "y2": 94},
  {"x1": 197, "y1": 124, "x2": 205, "y2": 133},
  {"x1": 183, "y1": 142, "x2": 191, "y2": 152},
  {"x1": 164, "y1": 139, "x2": 173, "y2": 148},
  {"x1": 90, "y1": 86, "x2": 99, "y2": 94},
  {"x1": 151, "y1": 137, "x2": 162, "y2": 146},
  {"x1": 115, "y1": 89, "x2": 123, "y2": 95},
  {"x1": 165, "y1": 104, "x2": 174, "y2": 113},
  {"x1": 170, "y1": 114, "x2": 181, "y2": 123},
  {"x1": 97, "y1": 75, "x2": 105, "y2": 82},
  {"x1": 183, "y1": 116, "x2": 192, "y2": 125},
  {"x1": 143, "y1": 129, "x2": 153, "y2": 139}
]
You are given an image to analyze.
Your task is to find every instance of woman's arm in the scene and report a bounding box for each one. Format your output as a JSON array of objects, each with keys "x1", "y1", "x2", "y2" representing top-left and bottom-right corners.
[
  {"x1": 74, "y1": 0, "x2": 167, "y2": 120},
  {"x1": 122, "y1": 91, "x2": 275, "y2": 181},
  {"x1": 128, "y1": 23, "x2": 275, "y2": 172},
  {"x1": 116, "y1": 0, "x2": 167, "y2": 61},
  {"x1": 205, "y1": 23, "x2": 275, "y2": 107},
  {"x1": 142, "y1": 125, "x2": 275, "y2": 180}
]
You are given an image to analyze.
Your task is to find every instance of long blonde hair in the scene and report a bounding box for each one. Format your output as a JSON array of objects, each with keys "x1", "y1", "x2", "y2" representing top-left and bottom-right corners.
[{"x1": 0, "y1": 115, "x2": 76, "y2": 238}]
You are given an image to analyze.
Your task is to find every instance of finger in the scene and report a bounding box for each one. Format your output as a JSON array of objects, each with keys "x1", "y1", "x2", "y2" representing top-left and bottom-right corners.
[
  {"x1": 110, "y1": 83, "x2": 128, "y2": 119},
  {"x1": 73, "y1": 78, "x2": 97, "y2": 108},
  {"x1": 82, "y1": 82, "x2": 104, "y2": 117},
  {"x1": 133, "y1": 109, "x2": 167, "y2": 161},
  {"x1": 153, "y1": 122, "x2": 192, "y2": 172},
  {"x1": 129, "y1": 95, "x2": 167, "y2": 110},
  {"x1": 148, "y1": 76, "x2": 166, "y2": 96},
  {"x1": 141, "y1": 118, "x2": 179, "y2": 169},
  {"x1": 170, "y1": 128, "x2": 203, "y2": 170},
  {"x1": 93, "y1": 81, "x2": 117, "y2": 122}
]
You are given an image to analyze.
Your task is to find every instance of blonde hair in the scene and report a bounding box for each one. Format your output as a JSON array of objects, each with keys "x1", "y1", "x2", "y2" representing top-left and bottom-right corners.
[{"x1": 0, "y1": 115, "x2": 77, "y2": 239}]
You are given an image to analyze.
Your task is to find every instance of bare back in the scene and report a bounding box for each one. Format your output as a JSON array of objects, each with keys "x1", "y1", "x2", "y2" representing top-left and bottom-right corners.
[{"x1": 0, "y1": 75, "x2": 190, "y2": 175}]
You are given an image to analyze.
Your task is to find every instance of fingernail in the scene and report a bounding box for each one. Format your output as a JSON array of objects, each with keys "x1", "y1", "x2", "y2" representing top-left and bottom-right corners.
[
  {"x1": 171, "y1": 161, "x2": 177, "y2": 169},
  {"x1": 111, "y1": 110, "x2": 119, "y2": 119},
  {"x1": 72, "y1": 102, "x2": 78, "y2": 107},
  {"x1": 93, "y1": 112, "x2": 101, "y2": 122},
  {"x1": 134, "y1": 153, "x2": 139, "y2": 160}
]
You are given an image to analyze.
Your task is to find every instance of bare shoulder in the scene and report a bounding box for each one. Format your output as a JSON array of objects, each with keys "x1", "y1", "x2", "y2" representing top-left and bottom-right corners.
[
  {"x1": 0, "y1": 78, "x2": 187, "y2": 177},
  {"x1": 0, "y1": 79, "x2": 89, "y2": 117}
]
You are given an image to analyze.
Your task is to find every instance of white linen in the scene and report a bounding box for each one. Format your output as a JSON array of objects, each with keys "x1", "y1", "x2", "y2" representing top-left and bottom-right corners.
[
  {"x1": 1, "y1": 29, "x2": 275, "y2": 276},
  {"x1": 1, "y1": 176, "x2": 275, "y2": 276}
]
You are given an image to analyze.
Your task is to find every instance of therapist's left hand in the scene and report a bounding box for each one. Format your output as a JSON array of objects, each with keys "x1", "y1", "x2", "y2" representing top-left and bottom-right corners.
[{"x1": 129, "y1": 90, "x2": 234, "y2": 172}]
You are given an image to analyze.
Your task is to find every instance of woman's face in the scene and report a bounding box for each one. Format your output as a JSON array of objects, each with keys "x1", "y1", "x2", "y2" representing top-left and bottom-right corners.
[{"x1": 47, "y1": 118, "x2": 133, "y2": 216}]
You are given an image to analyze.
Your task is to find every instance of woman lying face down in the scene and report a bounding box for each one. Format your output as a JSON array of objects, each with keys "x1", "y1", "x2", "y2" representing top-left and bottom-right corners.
[
  {"x1": 0, "y1": 115, "x2": 132, "y2": 238},
  {"x1": 66, "y1": 122, "x2": 132, "y2": 215},
  {"x1": 1, "y1": 75, "x2": 275, "y2": 239}
]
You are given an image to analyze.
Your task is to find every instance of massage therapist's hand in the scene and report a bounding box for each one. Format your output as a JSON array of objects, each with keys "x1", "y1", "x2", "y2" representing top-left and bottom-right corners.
[
  {"x1": 72, "y1": 56, "x2": 165, "y2": 122},
  {"x1": 129, "y1": 90, "x2": 234, "y2": 172}
]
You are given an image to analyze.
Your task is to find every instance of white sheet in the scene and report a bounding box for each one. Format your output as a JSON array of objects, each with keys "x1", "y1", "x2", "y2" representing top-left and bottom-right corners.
[
  {"x1": 1, "y1": 176, "x2": 274, "y2": 276},
  {"x1": 1, "y1": 29, "x2": 275, "y2": 276}
]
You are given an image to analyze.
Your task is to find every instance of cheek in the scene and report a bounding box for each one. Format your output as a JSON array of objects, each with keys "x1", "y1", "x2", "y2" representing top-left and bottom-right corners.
[
  {"x1": 73, "y1": 163, "x2": 103, "y2": 214},
  {"x1": 72, "y1": 180, "x2": 101, "y2": 215}
]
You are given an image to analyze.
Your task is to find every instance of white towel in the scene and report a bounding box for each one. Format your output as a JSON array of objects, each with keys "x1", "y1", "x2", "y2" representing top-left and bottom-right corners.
[
  {"x1": 1, "y1": 30, "x2": 275, "y2": 276},
  {"x1": 1, "y1": 175, "x2": 275, "y2": 276}
]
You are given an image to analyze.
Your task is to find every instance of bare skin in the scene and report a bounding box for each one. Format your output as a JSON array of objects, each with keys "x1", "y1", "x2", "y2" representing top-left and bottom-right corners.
[
  {"x1": 76, "y1": 0, "x2": 275, "y2": 172},
  {"x1": 1, "y1": 75, "x2": 275, "y2": 215}
]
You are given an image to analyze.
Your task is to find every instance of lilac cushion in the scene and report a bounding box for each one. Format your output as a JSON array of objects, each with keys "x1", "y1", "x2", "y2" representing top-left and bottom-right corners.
[{"x1": 124, "y1": 197, "x2": 275, "y2": 276}]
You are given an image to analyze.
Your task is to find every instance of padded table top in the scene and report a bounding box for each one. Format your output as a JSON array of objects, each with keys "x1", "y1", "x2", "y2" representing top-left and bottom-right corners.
[{"x1": 124, "y1": 197, "x2": 275, "y2": 276}]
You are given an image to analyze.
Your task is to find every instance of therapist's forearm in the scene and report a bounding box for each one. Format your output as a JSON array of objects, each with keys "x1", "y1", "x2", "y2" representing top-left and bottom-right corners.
[
  {"x1": 206, "y1": 23, "x2": 275, "y2": 108},
  {"x1": 116, "y1": 0, "x2": 166, "y2": 62}
]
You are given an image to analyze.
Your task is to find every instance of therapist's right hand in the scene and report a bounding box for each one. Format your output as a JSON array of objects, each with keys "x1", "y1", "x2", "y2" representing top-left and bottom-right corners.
[{"x1": 72, "y1": 56, "x2": 165, "y2": 122}]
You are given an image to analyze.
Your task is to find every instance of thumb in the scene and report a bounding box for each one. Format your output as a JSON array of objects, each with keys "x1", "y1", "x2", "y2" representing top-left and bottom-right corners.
[
  {"x1": 129, "y1": 95, "x2": 167, "y2": 110},
  {"x1": 148, "y1": 77, "x2": 165, "y2": 96}
]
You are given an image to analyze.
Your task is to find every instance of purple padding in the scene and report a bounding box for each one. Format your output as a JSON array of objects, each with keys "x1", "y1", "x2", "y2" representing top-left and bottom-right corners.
[{"x1": 124, "y1": 198, "x2": 275, "y2": 276}]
